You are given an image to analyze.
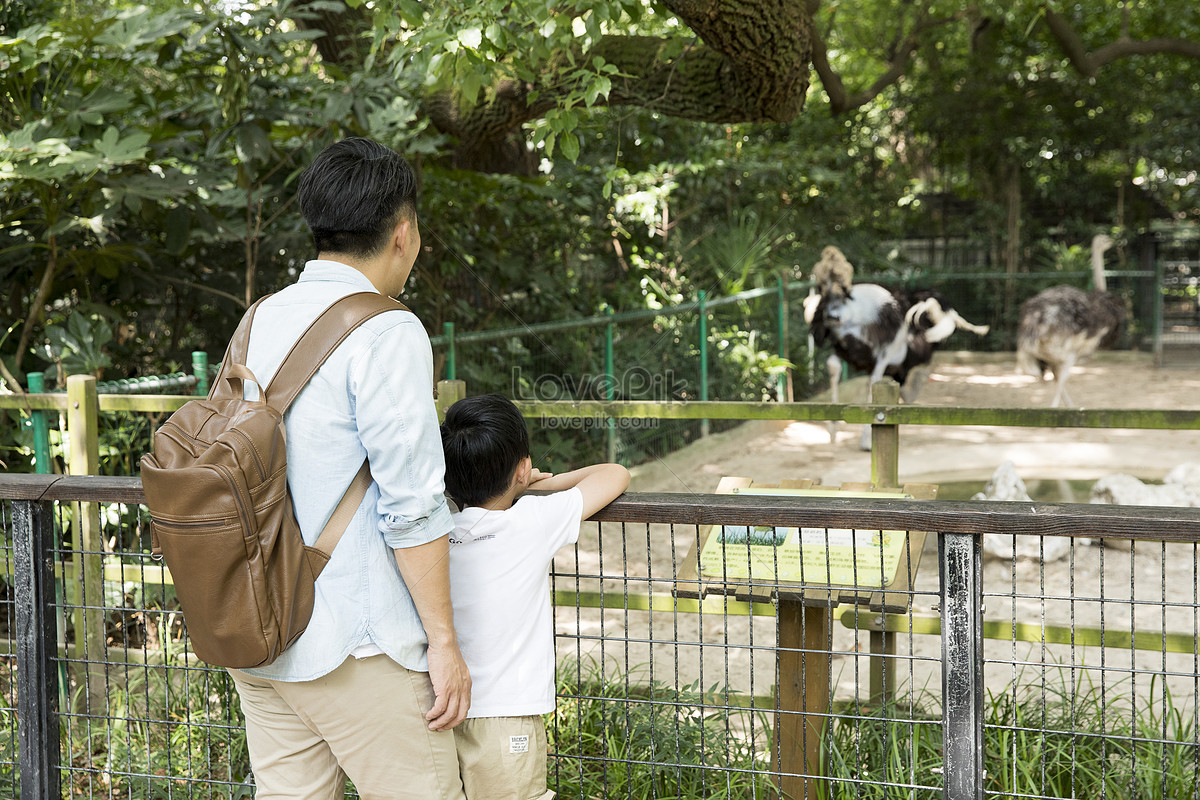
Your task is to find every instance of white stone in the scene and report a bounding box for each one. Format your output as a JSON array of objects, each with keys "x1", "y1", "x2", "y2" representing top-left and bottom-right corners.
[
  {"x1": 973, "y1": 461, "x2": 1071, "y2": 561},
  {"x1": 1089, "y1": 470, "x2": 1200, "y2": 508}
]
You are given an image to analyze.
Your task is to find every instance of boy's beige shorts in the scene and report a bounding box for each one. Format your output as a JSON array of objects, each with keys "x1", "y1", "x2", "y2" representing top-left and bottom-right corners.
[{"x1": 454, "y1": 714, "x2": 555, "y2": 800}]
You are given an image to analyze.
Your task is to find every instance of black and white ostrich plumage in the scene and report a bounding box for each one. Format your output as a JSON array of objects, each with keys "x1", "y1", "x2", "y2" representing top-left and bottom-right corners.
[
  {"x1": 803, "y1": 246, "x2": 990, "y2": 405},
  {"x1": 1016, "y1": 235, "x2": 1125, "y2": 408}
]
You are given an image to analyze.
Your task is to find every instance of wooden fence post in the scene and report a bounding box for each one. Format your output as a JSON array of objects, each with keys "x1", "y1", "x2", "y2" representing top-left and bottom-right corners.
[
  {"x1": 775, "y1": 599, "x2": 832, "y2": 800},
  {"x1": 436, "y1": 379, "x2": 467, "y2": 422},
  {"x1": 868, "y1": 380, "x2": 901, "y2": 705},
  {"x1": 66, "y1": 374, "x2": 106, "y2": 713}
]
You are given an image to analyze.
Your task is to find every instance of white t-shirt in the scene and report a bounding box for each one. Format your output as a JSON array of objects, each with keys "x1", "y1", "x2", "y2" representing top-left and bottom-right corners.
[{"x1": 448, "y1": 488, "x2": 584, "y2": 718}]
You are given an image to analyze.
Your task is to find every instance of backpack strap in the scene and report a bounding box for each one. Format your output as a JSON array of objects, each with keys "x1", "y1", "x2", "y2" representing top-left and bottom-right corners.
[
  {"x1": 309, "y1": 458, "x2": 373, "y2": 571},
  {"x1": 266, "y1": 291, "x2": 409, "y2": 414},
  {"x1": 265, "y1": 291, "x2": 411, "y2": 568}
]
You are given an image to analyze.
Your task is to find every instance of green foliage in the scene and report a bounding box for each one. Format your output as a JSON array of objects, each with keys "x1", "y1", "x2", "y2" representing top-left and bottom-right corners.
[
  {"x1": 820, "y1": 672, "x2": 1200, "y2": 799},
  {"x1": 41, "y1": 310, "x2": 115, "y2": 382},
  {"x1": 550, "y1": 660, "x2": 775, "y2": 799}
]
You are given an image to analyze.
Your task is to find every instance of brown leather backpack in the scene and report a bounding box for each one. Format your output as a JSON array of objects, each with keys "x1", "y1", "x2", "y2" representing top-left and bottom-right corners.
[{"x1": 140, "y1": 292, "x2": 406, "y2": 668}]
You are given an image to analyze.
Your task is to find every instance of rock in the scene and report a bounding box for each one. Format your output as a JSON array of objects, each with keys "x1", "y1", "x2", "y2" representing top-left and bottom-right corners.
[
  {"x1": 973, "y1": 461, "x2": 1071, "y2": 561},
  {"x1": 1089, "y1": 469, "x2": 1200, "y2": 508},
  {"x1": 971, "y1": 461, "x2": 1032, "y2": 503},
  {"x1": 1164, "y1": 462, "x2": 1200, "y2": 493}
]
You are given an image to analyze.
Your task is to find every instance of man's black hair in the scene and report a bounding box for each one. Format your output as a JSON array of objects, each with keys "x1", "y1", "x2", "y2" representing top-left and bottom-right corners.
[
  {"x1": 297, "y1": 137, "x2": 417, "y2": 258},
  {"x1": 440, "y1": 394, "x2": 530, "y2": 508}
]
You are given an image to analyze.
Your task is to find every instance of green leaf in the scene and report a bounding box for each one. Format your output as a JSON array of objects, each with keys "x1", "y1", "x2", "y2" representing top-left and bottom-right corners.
[
  {"x1": 165, "y1": 206, "x2": 190, "y2": 256},
  {"x1": 458, "y1": 27, "x2": 482, "y2": 49},
  {"x1": 92, "y1": 127, "x2": 151, "y2": 168},
  {"x1": 233, "y1": 123, "x2": 272, "y2": 167},
  {"x1": 560, "y1": 131, "x2": 580, "y2": 161}
]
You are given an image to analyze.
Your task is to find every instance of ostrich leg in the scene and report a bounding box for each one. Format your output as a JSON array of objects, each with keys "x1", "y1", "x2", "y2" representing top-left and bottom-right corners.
[
  {"x1": 826, "y1": 354, "x2": 842, "y2": 442},
  {"x1": 900, "y1": 366, "x2": 929, "y2": 403},
  {"x1": 859, "y1": 380, "x2": 875, "y2": 451},
  {"x1": 1050, "y1": 353, "x2": 1077, "y2": 408}
]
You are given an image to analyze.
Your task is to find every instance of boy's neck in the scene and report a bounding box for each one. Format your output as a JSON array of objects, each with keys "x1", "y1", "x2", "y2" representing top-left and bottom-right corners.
[{"x1": 476, "y1": 484, "x2": 523, "y2": 512}]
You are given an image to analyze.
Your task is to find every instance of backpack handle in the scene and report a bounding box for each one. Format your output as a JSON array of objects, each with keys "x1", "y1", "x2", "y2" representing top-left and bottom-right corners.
[{"x1": 221, "y1": 363, "x2": 267, "y2": 402}]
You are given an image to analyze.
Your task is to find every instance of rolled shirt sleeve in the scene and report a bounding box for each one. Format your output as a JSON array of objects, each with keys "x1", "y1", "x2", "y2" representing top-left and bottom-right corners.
[{"x1": 348, "y1": 313, "x2": 454, "y2": 550}]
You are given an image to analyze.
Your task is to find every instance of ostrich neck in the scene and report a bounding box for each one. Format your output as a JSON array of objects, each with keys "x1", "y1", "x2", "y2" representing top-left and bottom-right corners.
[{"x1": 1092, "y1": 242, "x2": 1108, "y2": 292}]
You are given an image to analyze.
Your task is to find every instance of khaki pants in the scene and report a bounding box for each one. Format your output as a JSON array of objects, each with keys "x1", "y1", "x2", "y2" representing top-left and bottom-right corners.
[
  {"x1": 454, "y1": 715, "x2": 554, "y2": 800},
  {"x1": 229, "y1": 655, "x2": 465, "y2": 800}
]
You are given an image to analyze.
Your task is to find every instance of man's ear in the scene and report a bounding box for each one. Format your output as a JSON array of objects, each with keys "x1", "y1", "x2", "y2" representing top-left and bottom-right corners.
[{"x1": 393, "y1": 216, "x2": 412, "y2": 252}]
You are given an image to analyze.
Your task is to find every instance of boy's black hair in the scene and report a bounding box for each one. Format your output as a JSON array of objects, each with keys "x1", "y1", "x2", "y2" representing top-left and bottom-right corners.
[
  {"x1": 297, "y1": 137, "x2": 417, "y2": 258},
  {"x1": 440, "y1": 394, "x2": 530, "y2": 508}
]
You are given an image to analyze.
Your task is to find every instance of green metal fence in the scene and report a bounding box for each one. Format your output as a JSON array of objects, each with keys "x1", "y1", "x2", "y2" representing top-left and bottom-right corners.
[
  {"x1": 427, "y1": 265, "x2": 1161, "y2": 470},
  {"x1": 7, "y1": 262, "x2": 1170, "y2": 476}
]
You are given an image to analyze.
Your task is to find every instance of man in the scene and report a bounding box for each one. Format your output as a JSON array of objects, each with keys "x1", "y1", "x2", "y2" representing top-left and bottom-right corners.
[{"x1": 226, "y1": 137, "x2": 469, "y2": 800}]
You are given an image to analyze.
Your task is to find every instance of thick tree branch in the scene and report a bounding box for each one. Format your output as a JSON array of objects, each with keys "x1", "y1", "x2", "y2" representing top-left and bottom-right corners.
[
  {"x1": 294, "y1": 0, "x2": 813, "y2": 171},
  {"x1": 811, "y1": 7, "x2": 967, "y2": 116},
  {"x1": 1043, "y1": 5, "x2": 1200, "y2": 78},
  {"x1": 290, "y1": 0, "x2": 370, "y2": 68}
]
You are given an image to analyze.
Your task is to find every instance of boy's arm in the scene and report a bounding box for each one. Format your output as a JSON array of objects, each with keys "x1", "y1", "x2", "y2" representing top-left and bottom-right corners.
[{"x1": 533, "y1": 463, "x2": 631, "y2": 519}]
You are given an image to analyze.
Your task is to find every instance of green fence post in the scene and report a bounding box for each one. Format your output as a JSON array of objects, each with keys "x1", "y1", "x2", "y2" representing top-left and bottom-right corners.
[
  {"x1": 777, "y1": 274, "x2": 790, "y2": 402},
  {"x1": 26, "y1": 373, "x2": 52, "y2": 474},
  {"x1": 605, "y1": 308, "x2": 617, "y2": 463},
  {"x1": 444, "y1": 321, "x2": 457, "y2": 381},
  {"x1": 25, "y1": 373, "x2": 70, "y2": 712},
  {"x1": 698, "y1": 289, "x2": 709, "y2": 438},
  {"x1": 192, "y1": 351, "x2": 209, "y2": 396},
  {"x1": 1153, "y1": 251, "x2": 1164, "y2": 367}
]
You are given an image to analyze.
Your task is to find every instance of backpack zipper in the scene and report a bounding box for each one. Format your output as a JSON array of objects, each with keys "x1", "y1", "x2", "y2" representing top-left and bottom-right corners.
[
  {"x1": 215, "y1": 463, "x2": 256, "y2": 538},
  {"x1": 228, "y1": 427, "x2": 268, "y2": 482}
]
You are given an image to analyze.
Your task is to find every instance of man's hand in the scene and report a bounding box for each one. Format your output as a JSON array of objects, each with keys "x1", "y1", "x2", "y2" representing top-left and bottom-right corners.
[{"x1": 424, "y1": 640, "x2": 471, "y2": 731}]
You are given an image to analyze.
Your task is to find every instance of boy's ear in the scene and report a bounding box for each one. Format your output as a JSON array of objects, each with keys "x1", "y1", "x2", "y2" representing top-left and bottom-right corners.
[{"x1": 515, "y1": 456, "x2": 533, "y2": 486}]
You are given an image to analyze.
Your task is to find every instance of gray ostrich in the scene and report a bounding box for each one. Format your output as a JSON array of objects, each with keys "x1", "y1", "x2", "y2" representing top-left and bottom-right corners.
[{"x1": 1016, "y1": 234, "x2": 1126, "y2": 408}]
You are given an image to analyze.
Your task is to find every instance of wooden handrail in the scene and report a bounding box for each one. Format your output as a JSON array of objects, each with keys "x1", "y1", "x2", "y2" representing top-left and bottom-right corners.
[{"x1": 5, "y1": 474, "x2": 1200, "y2": 542}]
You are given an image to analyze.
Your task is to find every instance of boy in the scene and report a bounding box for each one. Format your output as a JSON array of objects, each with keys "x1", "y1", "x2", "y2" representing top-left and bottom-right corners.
[{"x1": 440, "y1": 393, "x2": 630, "y2": 800}]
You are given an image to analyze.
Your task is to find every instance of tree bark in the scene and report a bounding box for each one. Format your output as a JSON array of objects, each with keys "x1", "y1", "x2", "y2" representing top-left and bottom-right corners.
[{"x1": 293, "y1": 0, "x2": 813, "y2": 173}]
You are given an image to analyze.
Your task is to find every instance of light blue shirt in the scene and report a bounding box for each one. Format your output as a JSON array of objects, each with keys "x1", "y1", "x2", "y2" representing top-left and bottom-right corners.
[{"x1": 235, "y1": 260, "x2": 453, "y2": 682}]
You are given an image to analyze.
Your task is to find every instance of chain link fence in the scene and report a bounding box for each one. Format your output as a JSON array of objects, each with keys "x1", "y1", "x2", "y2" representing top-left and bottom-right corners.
[{"x1": 4, "y1": 478, "x2": 1200, "y2": 798}]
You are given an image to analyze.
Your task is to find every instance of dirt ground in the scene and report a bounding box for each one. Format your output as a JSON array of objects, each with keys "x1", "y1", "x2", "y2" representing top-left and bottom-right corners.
[
  {"x1": 629, "y1": 349, "x2": 1200, "y2": 493},
  {"x1": 559, "y1": 350, "x2": 1200, "y2": 706}
]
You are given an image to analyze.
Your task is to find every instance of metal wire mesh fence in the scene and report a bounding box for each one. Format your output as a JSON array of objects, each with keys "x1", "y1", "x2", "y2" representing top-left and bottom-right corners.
[{"x1": 3, "y1": 478, "x2": 1200, "y2": 798}]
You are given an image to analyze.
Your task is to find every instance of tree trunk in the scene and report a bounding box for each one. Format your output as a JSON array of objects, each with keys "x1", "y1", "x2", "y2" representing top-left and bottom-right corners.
[
  {"x1": 1003, "y1": 162, "x2": 1021, "y2": 323},
  {"x1": 292, "y1": 0, "x2": 814, "y2": 174}
]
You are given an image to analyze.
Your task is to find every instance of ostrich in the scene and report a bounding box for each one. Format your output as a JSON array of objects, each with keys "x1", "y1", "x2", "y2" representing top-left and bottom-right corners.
[
  {"x1": 804, "y1": 246, "x2": 990, "y2": 402},
  {"x1": 803, "y1": 246, "x2": 990, "y2": 444},
  {"x1": 1016, "y1": 234, "x2": 1126, "y2": 408}
]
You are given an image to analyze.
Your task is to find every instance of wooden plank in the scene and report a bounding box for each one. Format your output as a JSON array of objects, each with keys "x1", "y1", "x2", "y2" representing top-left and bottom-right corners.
[
  {"x1": 5, "y1": 482, "x2": 1200, "y2": 544},
  {"x1": 593, "y1": 492, "x2": 1200, "y2": 542},
  {"x1": 773, "y1": 600, "x2": 831, "y2": 800},
  {"x1": 843, "y1": 613, "x2": 1200, "y2": 655},
  {"x1": 97, "y1": 395, "x2": 189, "y2": 412},
  {"x1": 67, "y1": 375, "x2": 106, "y2": 714},
  {"x1": 515, "y1": 398, "x2": 1200, "y2": 430}
]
